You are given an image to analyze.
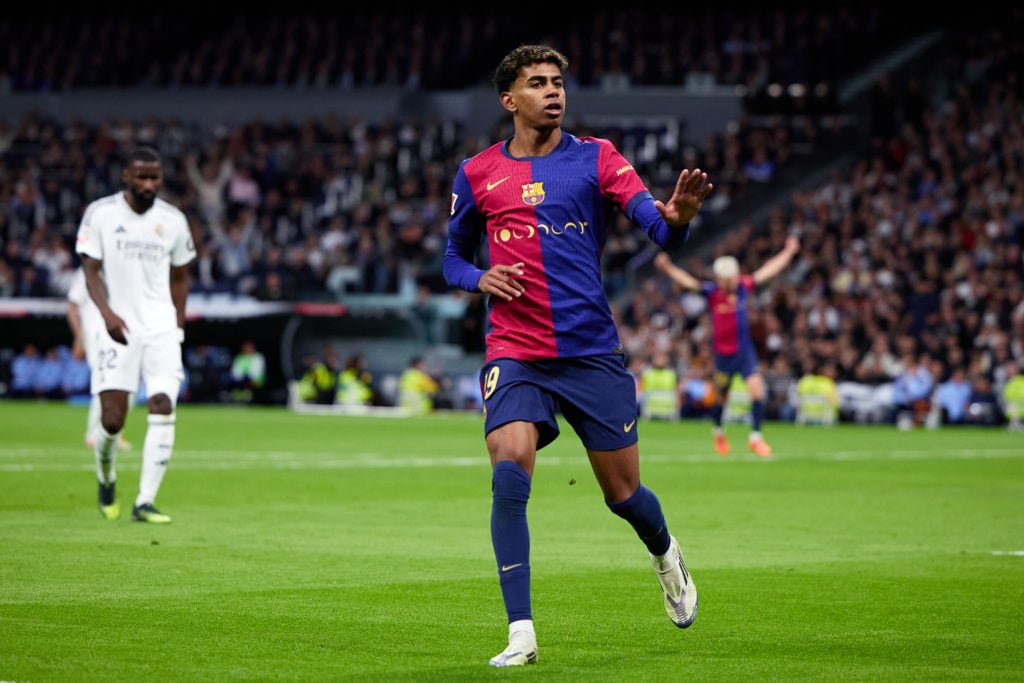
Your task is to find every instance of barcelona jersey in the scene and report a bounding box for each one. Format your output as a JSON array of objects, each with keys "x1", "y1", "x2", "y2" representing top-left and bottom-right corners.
[
  {"x1": 443, "y1": 133, "x2": 688, "y2": 362},
  {"x1": 703, "y1": 275, "x2": 757, "y2": 356}
]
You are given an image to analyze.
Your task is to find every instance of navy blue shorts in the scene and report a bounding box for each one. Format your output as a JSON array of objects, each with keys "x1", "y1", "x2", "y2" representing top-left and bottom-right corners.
[
  {"x1": 480, "y1": 355, "x2": 640, "y2": 451},
  {"x1": 714, "y1": 348, "x2": 759, "y2": 385}
]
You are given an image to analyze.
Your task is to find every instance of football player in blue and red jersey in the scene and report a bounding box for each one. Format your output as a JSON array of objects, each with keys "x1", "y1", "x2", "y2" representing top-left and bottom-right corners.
[
  {"x1": 443, "y1": 44, "x2": 711, "y2": 667},
  {"x1": 654, "y1": 234, "x2": 800, "y2": 457}
]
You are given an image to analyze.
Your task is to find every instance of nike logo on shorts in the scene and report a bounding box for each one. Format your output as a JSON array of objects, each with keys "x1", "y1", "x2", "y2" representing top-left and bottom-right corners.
[{"x1": 624, "y1": 419, "x2": 636, "y2": 432}]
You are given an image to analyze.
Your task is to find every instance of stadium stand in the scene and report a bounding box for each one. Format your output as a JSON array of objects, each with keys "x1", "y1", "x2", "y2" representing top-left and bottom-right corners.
[{"x1": 1, "y1": 7, "x2": 1020, "y2": 422}]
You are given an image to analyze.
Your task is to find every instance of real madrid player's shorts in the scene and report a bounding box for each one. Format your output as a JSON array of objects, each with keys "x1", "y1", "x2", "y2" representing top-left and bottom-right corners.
[
  {"x1": 480, "y1": 354, "x2": 639, "y2": 452},
  {"x1": 91, "y1": 327, "x2": 184, "y2": 398}
]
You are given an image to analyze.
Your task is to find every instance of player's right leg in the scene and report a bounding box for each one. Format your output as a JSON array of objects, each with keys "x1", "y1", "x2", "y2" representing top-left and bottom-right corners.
[
  {"x1": 480, "y1": 359, "x2": 558, "y2": 666},
  {"x1": 486, "y1": 421, "x2": 539, "y2": 666},
  {"x1": 90, "y1": 337, "x2": 141, "y2": 520},
  {"x1": 94, "y1": 389, "x2": 131, "y2": 520},
  {"x1": 489, "y1": 621, "x2": 537, "y2": 667},
  {"x1": 711, "y1": 366, "x2": 734, "y2": 455}
]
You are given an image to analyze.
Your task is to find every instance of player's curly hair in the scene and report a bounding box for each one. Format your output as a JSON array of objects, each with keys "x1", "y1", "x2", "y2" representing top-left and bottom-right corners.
[{"x1": 493, "y1": 44, "x2": 569, "y2": 93}]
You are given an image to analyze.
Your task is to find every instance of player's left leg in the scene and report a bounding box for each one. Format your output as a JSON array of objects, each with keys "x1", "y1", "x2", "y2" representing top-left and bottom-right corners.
[
  {"x1": 133, "y1": 330, "x2": 185, "y2": 524},
  {"x1": 132, "y1": 378, "x2": 178, "y2": 524},
  {"x1": 592, "y1": 446, "x2": 698, "y2": 629},
  {"x1": 571, "y1": 355, "x2": 696, "y2": 629},
  {"x1": 744, "y1": 371, "x2": 772, "y2": 457}
]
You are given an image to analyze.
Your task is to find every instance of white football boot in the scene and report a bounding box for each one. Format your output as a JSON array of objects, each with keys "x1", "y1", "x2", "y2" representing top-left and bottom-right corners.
[
  {"x1": 651, "y1": 535, "x2": 698, "y2": 628},
  {"x1": 488, "y1": 629, "x2": 537, "y2": 667}
]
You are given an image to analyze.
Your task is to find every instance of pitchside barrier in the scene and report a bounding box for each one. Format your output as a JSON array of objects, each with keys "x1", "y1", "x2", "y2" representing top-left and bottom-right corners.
[{"x1": 0, "y1": 294, "x2": 482, "y2": 408}]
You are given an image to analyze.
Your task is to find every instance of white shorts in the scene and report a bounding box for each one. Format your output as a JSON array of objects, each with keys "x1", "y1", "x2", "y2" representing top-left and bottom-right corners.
[
  {"x1": 91, "y1": 328, "x2": 184, "y2": 395},
  {"x1": 83, "y1": 322, "x2": 102, "y2": 372}
]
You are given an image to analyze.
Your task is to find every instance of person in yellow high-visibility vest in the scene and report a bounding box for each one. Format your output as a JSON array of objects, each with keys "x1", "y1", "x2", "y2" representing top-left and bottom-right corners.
[
  {"x1": 337, "y1": 353, "x2": 374, "y2": 406},
  {"x1": 1002, "y1": 362, "x2": 1024, "y2": 430},
  {"x1": 640, "y1": 351, "x2": 679, "y2": 420},
  {"x1": 795, "y1": 362, "x2": 839, "y2": 425},
  {"x1": 398, "y1": 356, "x2": 440, "y2": 414}
]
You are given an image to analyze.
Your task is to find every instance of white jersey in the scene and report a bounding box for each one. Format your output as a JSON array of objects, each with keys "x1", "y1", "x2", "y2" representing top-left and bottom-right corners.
[
  {"x1": 75, "y1": 192, "x2": 195, "y2": 337},
  {"x1": 67, "y1": 266, "x2": 104, "y2": 336}
]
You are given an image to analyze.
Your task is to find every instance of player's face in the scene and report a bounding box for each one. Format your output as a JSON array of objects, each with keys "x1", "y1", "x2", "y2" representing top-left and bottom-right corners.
[
  {"x1": 507, "y1": 62, "x2": 565, "y2": 129},
  {"x1": 716, "y1": 274, "x2": 739, "y2": 292},
  {"x1": 123, "y1": 160, "x2": 163, "y2": 212}
]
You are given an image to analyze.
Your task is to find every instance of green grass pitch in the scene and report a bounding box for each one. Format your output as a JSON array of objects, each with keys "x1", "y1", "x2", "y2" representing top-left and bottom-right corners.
[{"x1": 1, "y1": 401, "x2": 1022, "y2": 682}]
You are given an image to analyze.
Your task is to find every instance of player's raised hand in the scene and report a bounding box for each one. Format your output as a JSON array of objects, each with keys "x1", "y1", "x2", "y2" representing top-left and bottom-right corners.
[
  {"x1": 655, "y1": 168, "x2": 713, "y2": 227},
  {"x1": 478, "y1": 262, "x2": 526, "y2": 302}
]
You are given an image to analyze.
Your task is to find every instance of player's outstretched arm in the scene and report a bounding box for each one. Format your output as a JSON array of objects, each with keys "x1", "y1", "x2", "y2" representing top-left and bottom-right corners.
[
  {"x1": 654, "y1": 252, "x2": 702, "y2": 291},
  {"x1": 752, "y1": 234, "x2": 801, "y2": 285},
  {"x1": 654, "y1": 168, "x2": 713, "y2": 228}
]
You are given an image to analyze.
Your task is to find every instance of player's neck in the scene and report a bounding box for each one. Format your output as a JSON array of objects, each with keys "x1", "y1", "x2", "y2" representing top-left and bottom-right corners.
[
  {"x1": 122, "y1": 190, "x2": 154, "y2": 215},
  {"x1": 507, "y1": 126, "x2": 561, "y2": 158}
]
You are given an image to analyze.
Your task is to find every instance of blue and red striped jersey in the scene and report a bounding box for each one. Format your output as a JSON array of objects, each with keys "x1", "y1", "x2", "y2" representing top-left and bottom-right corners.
[
  {"x1": 443, "y1": 132, "x2": 689, "y2": 362},
  {"x1": 703, "y1": 275, "x2": 757, "y2": 356}
]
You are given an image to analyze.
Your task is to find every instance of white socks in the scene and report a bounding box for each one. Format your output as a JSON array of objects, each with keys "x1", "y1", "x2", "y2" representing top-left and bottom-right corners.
[
  {"x1": 509, "y1": 619, "x2": 535, "y2": 639},
  {"x1": 93, "y1": 424, "x2": 120, "y2": 484},
  {"x1": 136, "y1": 413, "x2": 175, "y2": 506}
]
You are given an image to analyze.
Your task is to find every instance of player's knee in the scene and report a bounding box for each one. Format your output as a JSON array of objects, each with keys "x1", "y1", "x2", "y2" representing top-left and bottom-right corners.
[
  {"x1": 100, "y1": 414, "x2": 126, "y2": 433},
  {"x1": 145, "y1": 377, "x2": 181, "y2": 413},
  {"x1": 148, "y1": 394, "x2": 173, "y2": 415}
]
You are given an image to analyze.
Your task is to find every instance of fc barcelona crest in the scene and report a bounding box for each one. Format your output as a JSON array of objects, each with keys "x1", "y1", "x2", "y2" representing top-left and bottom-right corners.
[{"x1": 521, "y1": 182, "x2": 545, "y2": 206}]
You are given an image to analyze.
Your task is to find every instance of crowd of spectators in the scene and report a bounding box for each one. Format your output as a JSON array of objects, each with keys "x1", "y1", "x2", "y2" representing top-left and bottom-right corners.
[
  {"x1": 1, "y1": 6, "x2": 917, "y2": 103},
  {"x1": 1, "y1": 9, "x2": 1021, "y2": 427},
  {"x1": 0, "y1": 6, "x2": 939, "y2": 305},
  {"x1": 5, "y1": 341, "x2": 90, "y2": 400},
  {"x1": 622, "y1": 19, "x2": 1024, "y2": 427},
  {"x1": 0, "y1": 104, "x2": 854, "y2": 305}
]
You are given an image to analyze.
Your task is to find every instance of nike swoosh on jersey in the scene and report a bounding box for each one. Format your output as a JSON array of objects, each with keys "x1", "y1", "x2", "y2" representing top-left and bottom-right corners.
[
  {"x1": 487, "y1": 176, "x2": 511, "y2": 191},
  {"x1": 624, "y1": 419, "x2": 637, "y2": 432},
  {"x1": 500, "y1": 563, "x2": 524, "y2": 572}
]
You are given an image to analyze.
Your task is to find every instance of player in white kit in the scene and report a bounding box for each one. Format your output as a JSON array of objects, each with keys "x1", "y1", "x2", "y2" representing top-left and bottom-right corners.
[
  {"x1": 67, "y1": 266, "x2": 134, "y2": 451},
  {"x1": 75, "y1": 146, "x2": 196, "y2": 523}
]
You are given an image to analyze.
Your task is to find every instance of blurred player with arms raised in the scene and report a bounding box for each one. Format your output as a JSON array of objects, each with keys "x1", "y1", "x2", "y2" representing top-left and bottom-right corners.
[
  {"x1": 443, "y1": 44, "x2": 711, "y2": 666},
  {"x1": 76, "y1": 146, "x2": 196, "y2": 523},
  {"x1": 654, "y1": 234, "x2": 800, "y2": 456}
]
